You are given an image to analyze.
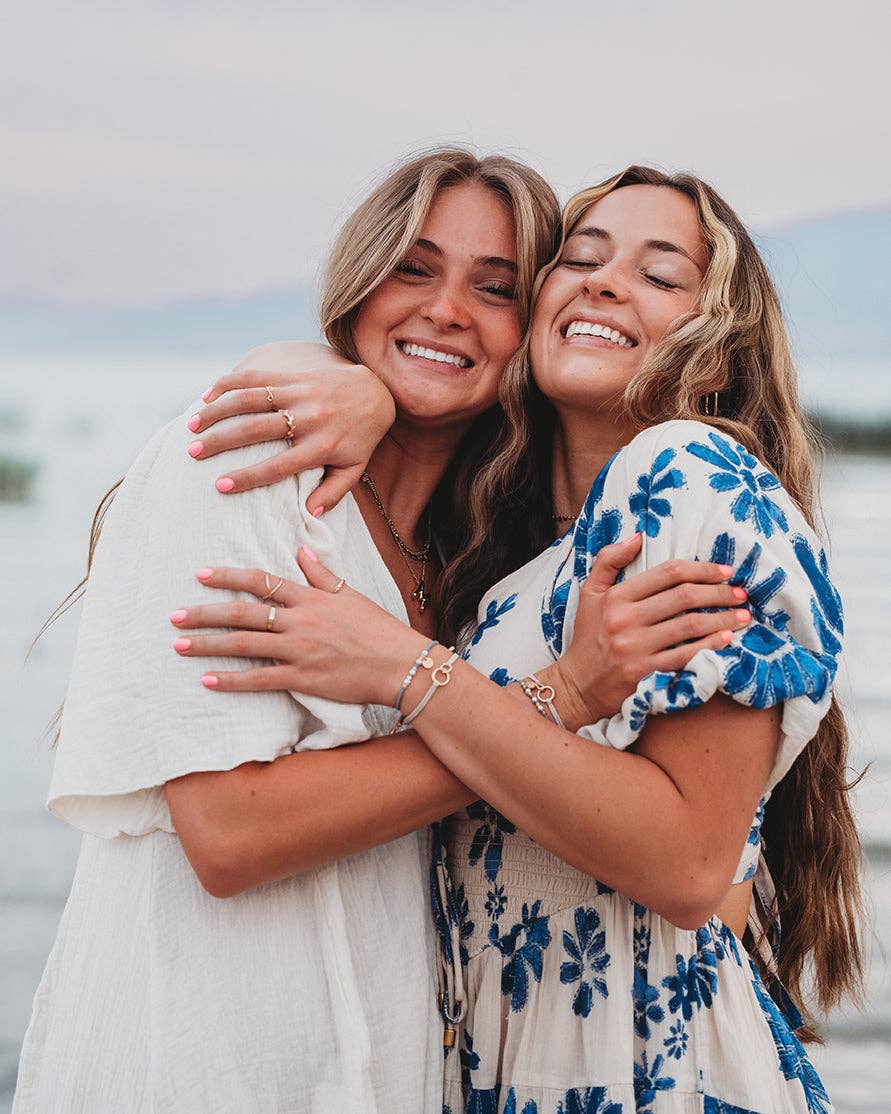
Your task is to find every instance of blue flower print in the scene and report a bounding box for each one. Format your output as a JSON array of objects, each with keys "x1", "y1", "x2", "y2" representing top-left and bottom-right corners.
[
  {"x1": 542, "y1": 575, "x2": 572, "y2": 657},
  {"x1": 709, "y1": 534, "x2": 790, "y2": 633},
  {"x1": 557, "y1": 1088, "x2": 622, "y2": 1114},
  {"x1": 560, "y1": 906, "x2": 611, "y2": 1017},
  {"x1": 751, "y1": 967, "x2": 831, "y2": 1113},
  {"x1": 686, "y1": 433, "x2": 789, "y2": 537},
  {"x1": 504, "y1": 1091, "x2": 539, "y2": 1114},
  {"x1": 710, "y1": 922, "x2": 743, "y2": 967},
  {"x1": 628, "y1": 447, "x2": 686, "y2": 537},
  {"x1": 632, "y1": 904, "x2": 650, "y2": 965},
  {"x1": 703, "y1": 1100, "x2": 762, "y2": 1113},
  {"x1": 746, "y1": 800, "x2": 766, "y2": 846},
  {"x1": 634, "y1": 1051, "x2": 676, "y2": 1112},
  {"x1": 573, "y1": 506, "x2": 623, "y2": 583},
  {"x1": 793, "y1": 534, "x2": 844, "y2": 657},
  {"x1": 489, "y1": 667, "x2": 514, "y2": 687},
  {"x1": 466, "y1": 802, "x2": 517, "y2": 882},
  {"x1": 490, "y1": 900, "x2": 552, "y2": 1012},
  {"x1": 454, "y1": 882, "x2": 475, "y2": 966},
  {"x1": 663, "y1": 1019, "x2": 689, "y2": 1060},
  {"x1": 460, "y1": 1029, "x2": 481, "y2": 1076},
  {"x1": 632, "y1": 965, "x2": 665, "y2": 1039},
  {"x1": 485, "y1": 884, "x2": 507, "y2": 921},
  {"x1": 662, "y1": 935, "x2": 718, "y2": 1020},
  {"x1": 468, "y1": 593, "x2": 518, "y2": 648}
]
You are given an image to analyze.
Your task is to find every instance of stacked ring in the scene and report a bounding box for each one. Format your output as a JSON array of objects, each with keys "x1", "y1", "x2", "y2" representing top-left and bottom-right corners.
[
  {"x1": 280, "y1": 409, "x2": 295, "y2": 445},
  {"x1": 265, "y1": 385, "x2": 276, "y2": 409},
  {"x1": 266, "y1": 607, "x2": 277, "y2": 632}
]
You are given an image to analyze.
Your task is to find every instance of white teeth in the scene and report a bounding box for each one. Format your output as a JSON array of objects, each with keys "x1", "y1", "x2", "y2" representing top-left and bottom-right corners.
[
  {"x1": 397, "y1": 341, "x2": 471, "y2": 368},
  {"x1": 564, "y1": 321, "x2": 633, "y2": 347}
]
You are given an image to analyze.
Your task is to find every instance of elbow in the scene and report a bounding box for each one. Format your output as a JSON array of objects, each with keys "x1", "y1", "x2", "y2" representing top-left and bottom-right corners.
[
  {"x1": 183, "y1": 830, "x2": 250, "y2": 899},
  {"x1": 645, "y1": 868, "x2": 731, "y2": 932}
]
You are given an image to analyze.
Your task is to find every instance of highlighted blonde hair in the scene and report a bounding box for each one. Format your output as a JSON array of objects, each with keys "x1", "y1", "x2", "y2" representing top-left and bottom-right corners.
[{"x1": 441, "y1": 166, "x2": 864, "y2": 1038}]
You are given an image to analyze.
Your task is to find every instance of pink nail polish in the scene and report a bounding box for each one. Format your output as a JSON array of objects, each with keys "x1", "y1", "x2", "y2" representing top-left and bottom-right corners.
[
  {"x1": 196, "y1": 568, "x2": 214, "y2": 581},
  {"x1": 312, "y1": 506, "x2": 325, "y2": 518},
  {"x1": 302, "y1": 544, "x2": 319, "y2": 562},
  {"x1": 735, "y1": 610, "x2": 751, "y2": 624},
  {"x1": 188, "y1": 440, "x2": 204, "y2": 458},
  {"x1": 187, "y1": 414, "x2": 201, "y2": 432},
  {"x1": 216, "y1": 477, "x2": 235, "y2": 493},
  {"x1": 169, "y1": 609, "x2": 188, "y2": 624},
  {"x1": 201, "y1": 674, "x2": 219, "y2": 687},
  {"x1": 173, "y1": 637, "x2": 192, "y2": 651},
  {"x1": 731, "y1": 586, "x2": 748, "y2": 601},
  {"x1": 720, "y1": 629, "x2": 734, "y2": 644},
  {"x1": 202, "y1": 389, "x2": 213, "y2": 402}
]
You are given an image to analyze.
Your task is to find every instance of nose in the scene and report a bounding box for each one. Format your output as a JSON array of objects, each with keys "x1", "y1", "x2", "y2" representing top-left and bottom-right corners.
[
  {"x1": 582, "y1": 258, "x2": 629, "y2": 302},
  {"x1": 421, "y1": 278, "x2": 472, "y2": 330}
]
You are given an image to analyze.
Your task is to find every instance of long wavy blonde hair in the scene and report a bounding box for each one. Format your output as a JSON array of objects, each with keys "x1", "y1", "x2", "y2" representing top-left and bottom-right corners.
[{"x1": 439, "y1": 165, "x2": 864, "y2": 1038}]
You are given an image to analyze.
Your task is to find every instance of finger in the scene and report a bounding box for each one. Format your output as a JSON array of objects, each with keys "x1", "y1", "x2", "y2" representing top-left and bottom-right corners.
[
  {"x1": 296, "y1": 545, "x2": 349, "y2": 594},
  {"x1": 213, "y1": 441, "x2": 338, "y2": 493},
  {"x1": 170, "y1": 601, "x2": 291, "y2": 632},
  {"x1": 191, "y1": 566, "x2": 303, "y2": 606},
  {"x1": 628, "y1": 581, "x2": 750, "y2": 626},
  {"x1": 200, "y1": 665, "x2": 297, "y2": 692},
  {"x1": 306, "y1": 464, "x2": 366, "y2": 517},
  {"x1": 190, "y1": 388, "x2": 278, "y2": 433},
  {"x1": 651, "y1": 627, "x2": 742, "y2": 673},
  {"x1": 619, "y1": 559, "x2": 735, "y2": 603},
  {"x1": 640, "y1": 607, "x2": 751, "y2": 655},
  {"x1": 187, "y1": 414, "x2": 289, "y2": 459},
  {"x1": 172, "y1": 631, "x2": 281, "y2": 659},
  {"x1": 584, "y1": 534, "x2": 643, "y2": 594},
  {"x1": 201, "y1": 367, "x2": 298, "y2": 406}
]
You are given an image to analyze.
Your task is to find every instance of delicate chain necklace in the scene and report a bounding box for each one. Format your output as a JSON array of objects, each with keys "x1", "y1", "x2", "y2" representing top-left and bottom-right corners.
[
  {"x1": 551, "y1": 513, "x2": 576, "y2": 523},
  {"x1": 361, "y1": 470, "x2": 432, "y2": 613}
]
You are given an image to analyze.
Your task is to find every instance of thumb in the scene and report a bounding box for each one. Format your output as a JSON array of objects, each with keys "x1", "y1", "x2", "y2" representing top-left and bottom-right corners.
[
  {"x1": 305, "y1": 464, "x2": 365, "y2": 518},
  {"x1": 584, "y1": 533, "x2": 642, "y2": 594},
  {"x1": 296, "y1": 544, "x2": 348, "y2": 592}
]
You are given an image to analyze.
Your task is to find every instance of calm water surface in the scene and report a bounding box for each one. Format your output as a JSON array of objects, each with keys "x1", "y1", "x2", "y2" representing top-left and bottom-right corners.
[{"x1": 1, "y1": 355, "x2": 889, "y2": 1111}]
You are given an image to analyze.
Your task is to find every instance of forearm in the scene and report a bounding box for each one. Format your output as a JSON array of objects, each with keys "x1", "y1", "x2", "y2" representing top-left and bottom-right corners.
[{"x1": 166, "y1": 731, "x2": 475, "y2": 898}]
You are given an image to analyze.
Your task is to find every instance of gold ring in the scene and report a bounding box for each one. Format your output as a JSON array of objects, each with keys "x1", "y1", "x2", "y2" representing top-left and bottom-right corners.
[
  {"x1": 260, "y1": 574, "x2": 285, "y2": 602},
  {"x1": 280, "y1": 409, "x2": 295, "y2": 445},
  {"x1": 265, "y1": 385, "x2": 276, "y2": 410},
  {"x1": 332, "y1": 577, "x2": 345, "y2": 594},
  {"x1": 266, "y1": 606, "x2": 277, "y2": 632}
]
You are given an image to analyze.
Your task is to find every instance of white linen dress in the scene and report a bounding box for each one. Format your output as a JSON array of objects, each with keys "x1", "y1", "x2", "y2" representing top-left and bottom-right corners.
[
  {"x1": 13, "y1": 406, "x2": 442, "y2": 1114},
  {"x1": 435, "y1": 421, "x2": 840, "y2": 1114}
]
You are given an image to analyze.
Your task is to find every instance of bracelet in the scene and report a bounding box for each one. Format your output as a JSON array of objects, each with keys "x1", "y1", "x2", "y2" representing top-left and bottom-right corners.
[
  {"x1": 520, "y1": 673, "x2": 565, "y2": 729},
  {"x1": 394, "y1": 640, "x2": 438, "y2": 712},
  {"x1": 402, "y1": 648, "x2": 459, "y2": 727}
]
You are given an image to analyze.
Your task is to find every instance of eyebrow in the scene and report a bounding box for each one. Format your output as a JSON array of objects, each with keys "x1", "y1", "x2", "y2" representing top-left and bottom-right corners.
[
  {"x1": 570, "y1": 226, "x2": 700, "y2": 268},
  {"x1": 414, "y1": 238, "x2": 518, "y2": 273}
]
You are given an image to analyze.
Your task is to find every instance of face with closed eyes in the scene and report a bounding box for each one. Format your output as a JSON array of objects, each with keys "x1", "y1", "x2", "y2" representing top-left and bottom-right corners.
[
  {"x1": 351, "y1": 180, "x2": 522, "y2": 433},
  {"x1": 530, "y1": 184, "x2": 708, "y2": 421}
]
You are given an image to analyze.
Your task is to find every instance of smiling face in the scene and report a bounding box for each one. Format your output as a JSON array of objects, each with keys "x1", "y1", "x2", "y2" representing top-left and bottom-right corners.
[
  {"x1": 530, "y1": 184, "x2": 708, "y2": 425},
  {"x1": 351, "y1": 180, "x2": 522, "y2": 432}
]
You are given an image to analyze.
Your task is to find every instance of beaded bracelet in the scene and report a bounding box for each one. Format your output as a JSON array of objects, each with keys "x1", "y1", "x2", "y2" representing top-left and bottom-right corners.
[
  {"x1": 402, "y1": 648, "x2": 459, "y2": 728},
  {"x1": 520, "y1": 673, "x2": 565, "y2": 729},
  {"x1": 395, "y1": 640, "x2": 438, "y2": 712}
]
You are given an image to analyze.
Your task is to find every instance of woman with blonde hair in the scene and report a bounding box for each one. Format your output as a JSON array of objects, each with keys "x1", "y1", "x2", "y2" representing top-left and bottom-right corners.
[
  {"x1": 16, "y1": 153, "x2": 746, "y2": 1113},
  {"x1": 178, "y1": 166, "x2": 863, "y2": 1111}
]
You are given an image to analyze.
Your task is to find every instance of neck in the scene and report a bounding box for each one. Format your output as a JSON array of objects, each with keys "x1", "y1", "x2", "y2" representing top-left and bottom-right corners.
[
  {"x1": 356, "y1": 414, "x2": 468, "y2": 545},
  {"x1": 551, "y1": 405, "x2": 641, "y2": 520}
]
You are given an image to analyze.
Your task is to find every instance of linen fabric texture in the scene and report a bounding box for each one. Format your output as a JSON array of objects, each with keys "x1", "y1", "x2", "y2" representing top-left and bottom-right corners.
[
  {"x1": 14, "y1": 407, "x2": 442, "y2": 1114},
  {"x1": 438, "y1": 420, "x2": 839, "y2": 1113}
]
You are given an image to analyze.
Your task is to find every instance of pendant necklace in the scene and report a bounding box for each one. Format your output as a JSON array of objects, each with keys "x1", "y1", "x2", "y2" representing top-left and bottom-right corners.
[{"x1": 361, "y1": 470, "x2": 433, "y2": 614}]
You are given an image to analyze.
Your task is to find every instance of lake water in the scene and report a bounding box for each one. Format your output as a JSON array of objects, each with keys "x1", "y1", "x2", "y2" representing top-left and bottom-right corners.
[{"x1": 1, "y1": 354, "x2": 890, "y2": 1111}]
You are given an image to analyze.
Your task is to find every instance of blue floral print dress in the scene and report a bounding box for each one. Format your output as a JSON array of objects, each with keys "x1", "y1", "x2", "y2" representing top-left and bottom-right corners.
[{"x1": 436, "y1": 420, "x2": 840, "y2": 1114}]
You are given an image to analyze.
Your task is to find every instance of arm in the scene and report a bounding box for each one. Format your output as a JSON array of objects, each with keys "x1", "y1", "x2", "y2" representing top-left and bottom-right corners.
[
  {"x1": 165, "y1": 732, "x2": 474, "y2": 898},
  {"x1": 187, "y1": 341, "x2": 395, "y2": 506}
]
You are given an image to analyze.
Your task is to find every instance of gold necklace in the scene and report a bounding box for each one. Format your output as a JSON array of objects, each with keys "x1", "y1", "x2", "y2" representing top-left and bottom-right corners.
[{"x1": 361, "y1": 470, "x2": 432, "y2": 613}]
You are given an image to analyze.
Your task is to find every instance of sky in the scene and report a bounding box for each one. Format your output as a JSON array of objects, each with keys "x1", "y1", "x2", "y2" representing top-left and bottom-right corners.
[{"x1": 2, "y1": 0, "x2": 889, "y2": 306}]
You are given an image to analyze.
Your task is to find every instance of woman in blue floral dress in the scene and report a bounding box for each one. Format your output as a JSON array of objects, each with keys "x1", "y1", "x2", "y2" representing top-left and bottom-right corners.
[{"x1": 183, "y1": 167, "x2": 863, "y2": 1112}]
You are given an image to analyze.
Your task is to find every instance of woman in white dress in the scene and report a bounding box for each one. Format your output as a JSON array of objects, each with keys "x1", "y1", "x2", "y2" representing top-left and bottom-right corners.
[
  {"x1": 177, "y1": 167, "x2": 864, "y2": 1112},
  {"x1": 16, "y1": 153, "x2": 747, "y2": 1114}
]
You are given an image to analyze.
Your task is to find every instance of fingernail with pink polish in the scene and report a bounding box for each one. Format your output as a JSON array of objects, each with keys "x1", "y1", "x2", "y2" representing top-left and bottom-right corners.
[
  {"x1": 731, "y1": 586, "x2": 748, "y2": 601},
  {"x1": 188, "y1": 440, "x2": 203, "y2": 458},
  {"x1": 169, "y1": 609, "x2": 188, "y2": 624},
  {"x1": 173, "y1": 638, "x2": 191, "y2": 652},
  {"x1": 187, "y1": 414, "x2": 201, "y2": 432},
  {"x1": 202, "y1": 389, "x2": 213, "y2": 402},
  {"x1": 302, "y1": 545, "x2": 318, "y2": 562},
  {"x1": 196, "y1": 568, "x2": 214, "y2": 581},
  {"x1": 720, "y1": 629, "x2": 734, "y2": 644},
  {"x1": 312, "y1": 506, "x2": 325, "y2": 519},
  {"x1": 216, "y1": 477, "x2": 235, "y2": 493},
  {"x1": 201, "y1": 674, "x2": 219, "y2": 687}
]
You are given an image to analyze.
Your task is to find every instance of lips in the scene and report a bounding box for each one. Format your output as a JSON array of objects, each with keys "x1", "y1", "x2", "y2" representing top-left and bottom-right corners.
[{"x1": 396, "y1": 339, "x2": 474, "y2": 368}]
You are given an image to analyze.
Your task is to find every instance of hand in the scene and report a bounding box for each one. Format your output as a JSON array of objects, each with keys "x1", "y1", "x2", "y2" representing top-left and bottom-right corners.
[
  {"x1": 187, "y1": 342, "x2": 396, "y2": 510},
  {"x1": 551, "y1": 534, "x2": 751, "y2": 726},
  {"x1": 169, "y1": 547, "x2": 425, "y2": 707}
]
